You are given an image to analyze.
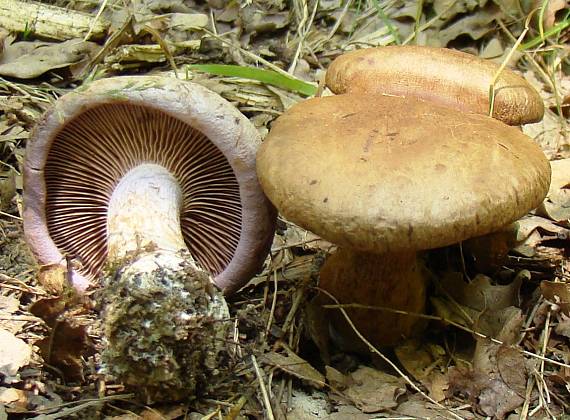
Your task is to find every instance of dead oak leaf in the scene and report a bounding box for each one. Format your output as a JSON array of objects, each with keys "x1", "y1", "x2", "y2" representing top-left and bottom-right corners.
[
  {"x1": 555, "y1": 313, "x2": 570, "y2": 338},
  {"x1": 449, "y1": 344, "x2": 529, "y2": 419},
  {"x1": 440, "y1": 272, "x2": 522, "y2": 312},
  {"x1": 0, "y1": 329, "x2": 31, "y2": 383},
  {"x1": 541, "y1": 280, "x2": 570, "y2": 314},
  {"x1": 260, "y1": 350, "x2": 326, "y2": 388},
  {"x1": 0, "y1": 39, "x2": 100, "y2": 79},
  {"x1": 343, "y1": 366, "x2": 406, "y2": 413},
  {"x1": 537, "y1": 158, "x2": 570, "y2": 222},
  {"x1": 35, "y1": 320, "x2": 91, "y2": 383}
]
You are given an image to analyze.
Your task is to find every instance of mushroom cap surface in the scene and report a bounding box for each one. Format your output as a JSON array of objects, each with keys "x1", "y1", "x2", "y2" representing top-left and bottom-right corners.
[
  {"x1": 325, "y1": 46, "x2": 544, "y2": 125},
  {"x1": 256, "y1": 94, "x2": 550, "y2": 254},
  {"x1": 24, "y1": 76, "x2": 276, "y2": 294}
]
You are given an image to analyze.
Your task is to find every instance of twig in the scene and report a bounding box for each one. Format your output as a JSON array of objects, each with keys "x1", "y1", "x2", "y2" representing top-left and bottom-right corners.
[
  {"x1": 520, "y1": 374, "x2": 535, "y2": 420},
  {"x1": 311, "y1": 0, "x2": 352, "y2": 52},
  {"x1": 489, "y1": 13, "x2": 531, "y2": 117},
  {"x1": 288, "y1": 0, "x2": 318, "y2": 75},
  {"x1": 318, "y1": 288, "x2": 464, "y2": 420},
  {"x1": 0, "y1": 210, "x2": 22, "y2": 221},
  {"x1": 251, "y1": 354, "x2": 275, "y2": 420},
  {"x1": 27, "y1": 394, "x2": 134, "y2": 418},
  {"x1": 322, "y1": 301, "x2": 570, "y2": 369},
  {"x1": 141, "y1": 25, "x2": 178, "y2": 78},
  {"x1": 265, "y1": 269, "x2": 279, "y2": 337},
  {"x1": 83, "y1": 0, "x2": 109, "y2": 41}
]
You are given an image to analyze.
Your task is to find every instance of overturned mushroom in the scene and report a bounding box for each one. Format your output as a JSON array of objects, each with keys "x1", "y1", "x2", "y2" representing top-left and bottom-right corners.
[
  {"x1": 257, "y1": 93, "x2": 550, "y2": 350},
  {"x1": 24, "y1": 76, "x2": 275, "y2": 295},
  {"x1": 23, "y1": 76, "x2": 276, "y2": 398},
  {"x1": 325, "y1": 46, "x2": 544, "y2": 126}
]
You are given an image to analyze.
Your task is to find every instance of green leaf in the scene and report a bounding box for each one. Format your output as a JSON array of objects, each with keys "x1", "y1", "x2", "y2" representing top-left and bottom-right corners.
[{"x1": 186, "y1": 64, "x2": 317, "y2": 96}]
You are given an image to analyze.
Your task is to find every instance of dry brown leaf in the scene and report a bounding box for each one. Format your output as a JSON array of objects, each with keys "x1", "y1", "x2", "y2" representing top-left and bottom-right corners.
[
  {"x1": 515, "y1": 215, "x2": 569, "y2": 241},
  {"x1": 324, "y1": 365, "x2": 347, "y2": 389},
  {"x1": 541, "y1": 280, "x2": 570, "y2": 314},
  {"x1": 0, "y1": 387, "x2": 27, "y2": 413},
  {"x1": 240, "y1": 5, "x2": 290, "y2": 35},
  {"x1": 0, "y1": 296, "x2": 26, "y2": 335},
  {"x1": 474, "y1": 306, "x2": 524, "y2": 344},
  {"x1": 377, "y1": 393, "x2": 476, "y2": 419},
  {"x1": 326, "y1": 407, "x2": 370, "y2": 419},
  {"x1": 441, "y1": 272, "x2": 521, "y2": 311},
  {"x1": 453, "y1": 339, "x2": 530, "y2": 419},
  {"x1": 304, "y1": 298, "x2": 331, "y2": 365},
  {"x1": 139, "y1": 405, "x2": 187, "y2": 420},
  {"x1": 555, "y1": 313, "x2": 570, "y2": 338},
  {"x1": 0, "y1": 296, "x2": 18, "y2": 314},
  {"x1": 513, "y1": 215, "x2": 570, "y2": 257},
  {"x1": 282, "y1": 223, "x2": 334, "y2": 253},
  {"x1": 430, "y1": 295, "x2": 473, "y2": 327},
  {"x1": 35, "y1": 321, "x2": 90, "y2": 382},
  {"x1": 538, "y1": 158, "x2": 570, "y2": 222},
  {"x1": 496, "y1": 346, "x2": 527, "y2": 396},
  {"x1": 523, "y1": 110, "x2": 569, "y2": 159},
  {"x1": 0, "y1": 39, "x2": 99, "y2": 79},
  {"x1": 533, "y1": 0, "x2": 569, "y2": 29},
  {"x1": 437, "y1": 4, "x2": 502, "y2": 45},
  {"x1": 395, "y1": 339, "x2": 449, "y2": 401},
  {"x1": 0, "y1": 387, "x2": 25, "y2": 405},
  {"x1": 0, "y1": 329, "x2": 31, "y2": 383},
  {"x1": 0, "y1": 170, "x2": 16, "y2": 212},
  {"x1": 342, "y1": 366, "x2": 405, "y2": 413},
  {"x1": 448, "y1": 344, "x2": 528, "y2": 419},
  {"x1": 432, "y1": 0, "x2": 485, "y2": 21},
  {"x1": 29, "y1": 294, "x2": 92, "y2": 382},
  {"x1": 37, "y1": 264, "x2": 68, "y2": 295},
  {"x1": 260, "y1": 350, "x2": 326, "y2": 388},
  {"x1": 29, "y1": 296, "x2": 68, "y2": 327}
]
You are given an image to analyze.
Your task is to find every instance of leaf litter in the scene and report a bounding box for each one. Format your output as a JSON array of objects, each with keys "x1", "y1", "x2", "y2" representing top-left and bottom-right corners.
[{"x1": 0, "y1": 0, "x2": 569, "y2": 418}]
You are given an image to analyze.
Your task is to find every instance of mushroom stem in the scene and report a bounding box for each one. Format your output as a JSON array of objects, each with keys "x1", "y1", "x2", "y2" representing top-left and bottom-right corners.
[
  {"x1": 319, "y1": 248, "x2": 427, "y2": 351},
  {"x1": 107, "y1": 163, "x2": 186, "y2": 260},
  {"x1": 101, "y1": 164, "x2": 230, "y2": 401}
]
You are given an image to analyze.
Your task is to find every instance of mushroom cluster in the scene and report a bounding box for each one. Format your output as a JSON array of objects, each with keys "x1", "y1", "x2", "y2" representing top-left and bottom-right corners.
[
  {"x1": 257, "y1": 46, "x2": 550, "y2": 350},
  {"x1": 23, "y1": 76, "x2": 276, "y2": 398}
]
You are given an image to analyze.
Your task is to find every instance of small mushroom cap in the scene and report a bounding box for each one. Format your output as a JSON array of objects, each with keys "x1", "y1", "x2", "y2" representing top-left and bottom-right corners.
[
  {"x1": 325, "y1": 46, "x2": 544, "y2": 126},
  {"x1": 257, "y1": 94, "x2": 551, "y2": 254}
]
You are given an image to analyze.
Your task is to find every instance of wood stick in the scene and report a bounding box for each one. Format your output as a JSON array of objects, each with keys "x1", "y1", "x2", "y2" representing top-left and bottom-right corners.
[{"x1": 0, "y1": 0, "x2": 108, "y2": 41}]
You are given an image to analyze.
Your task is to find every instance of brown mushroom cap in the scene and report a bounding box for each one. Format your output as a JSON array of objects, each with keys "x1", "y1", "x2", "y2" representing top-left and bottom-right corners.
[
  {"x1": 325, "y1": 46, "x2": 544, "y2": 125},
  {"x1": 257, "y1": 94, "x2": 550, "y2": 254},
  {"x1": 24, "y1": 76, "x2": 276, "y2": 294}
]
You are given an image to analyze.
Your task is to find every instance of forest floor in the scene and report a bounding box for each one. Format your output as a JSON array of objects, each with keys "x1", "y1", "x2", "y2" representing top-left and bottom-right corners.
[{"x1": 0, "y1": 0, "x2": 569, "y2": 419}]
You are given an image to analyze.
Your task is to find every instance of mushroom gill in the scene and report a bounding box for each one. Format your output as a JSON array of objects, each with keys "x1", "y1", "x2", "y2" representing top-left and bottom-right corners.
[{"x1": 44, "y1": 103, "x2": 241, "y2": 279}]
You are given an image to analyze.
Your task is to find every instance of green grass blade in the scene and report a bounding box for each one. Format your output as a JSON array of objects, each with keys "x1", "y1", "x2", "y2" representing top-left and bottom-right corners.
[
  {"x1": 519, "y1": 17, "x2": 570, "y2": 51},
  {"x1": 370, "y1": 0, "x2": 401, "y2": 44},
  {"x1": 186, "y1": 64, "x2": 317, "y2": 96}
]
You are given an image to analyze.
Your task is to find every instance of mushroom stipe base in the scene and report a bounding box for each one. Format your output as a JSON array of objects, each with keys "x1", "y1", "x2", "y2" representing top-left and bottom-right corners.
[{"x1": 101, "y1": 250, "x2": 230, "y2": 402}]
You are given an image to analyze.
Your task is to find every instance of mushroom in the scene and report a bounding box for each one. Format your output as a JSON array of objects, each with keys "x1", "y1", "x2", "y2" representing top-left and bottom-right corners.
[
  {"x1": 325, "y1": 46, "x2": 544, "y2": 126},
  {"x1": 256, "y1": 93, "x2": 550, "y2": 350},
  {"x1": 23, "y1": 76, "x2": 276, "y2": 398},
  {"x1": 24, "y1": 76, "x2": 276, "y2": 295}
]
